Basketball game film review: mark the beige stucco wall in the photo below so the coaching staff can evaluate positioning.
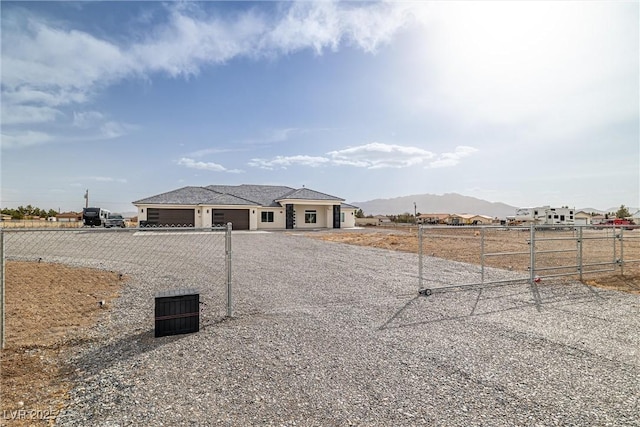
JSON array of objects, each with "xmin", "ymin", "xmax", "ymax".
[
  {"xmin": 341, "ymin": 208, "xmax": 357, "ymax": 228},
  {"xmin": 293, "ymin": 204, "xmax": 327, "ymax": 229},
  {"xmin": 136, "ymin": 202, "xmax": 350, "ymax": 229},
  {"xmin": 257, "ymin": 208, "xmax": 286, "ymax": 230}
]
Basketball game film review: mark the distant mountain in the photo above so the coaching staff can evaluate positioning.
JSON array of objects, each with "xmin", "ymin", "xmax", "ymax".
[
  {"xmin": 578, "ymin": 207, "xmax": 640, "ymax": 215},
  {"xmin": 350, "ymin": 193, "xmax": 518, "ymax": 218}
]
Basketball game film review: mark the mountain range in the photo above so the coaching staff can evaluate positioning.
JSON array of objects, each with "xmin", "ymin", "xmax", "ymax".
[{"xmin": 350, "ymin": 193, "xmax": 639, "ymax": 218}]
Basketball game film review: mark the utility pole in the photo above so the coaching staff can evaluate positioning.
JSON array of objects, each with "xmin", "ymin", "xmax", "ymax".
[
  {"xmin": 414, "ymin": 202, "xmax": 417, "ymax": 224},
  {"xmin": 84, "ymin": 189, "xmax": 89, "ymax": 209}
]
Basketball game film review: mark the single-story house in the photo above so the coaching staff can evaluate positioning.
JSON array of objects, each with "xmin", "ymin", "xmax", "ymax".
[
  {"xmin": 133, "ymin": 184, "xmax": 358, "ymax": 230},
  {"xmin": 56, "ymin": 212, "xmax": 82, "ymax": 222},
  {"xmin": 574, "ymin": 211, "xmax": 593, "ymax": 225},
  {"xmin": 468, "ymin": 215, "xmax": 493, "ymax": 225},
  {"xmin": 1, "ymin": 214, "xmax": 12, "ymax": 221},
  {"xmin": 417, "ymin": 213, "xmax": 450, "ymax": 224}
]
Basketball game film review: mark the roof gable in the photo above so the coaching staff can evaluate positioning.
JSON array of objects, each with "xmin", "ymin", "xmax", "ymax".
[{"xmin": 277, "ymin": 187, "xmax": 344, "ymax": 202}]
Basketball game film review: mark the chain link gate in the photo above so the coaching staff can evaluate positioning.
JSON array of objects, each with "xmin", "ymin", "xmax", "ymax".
[
  {"xmin": 0, "ymin": 224, "xmax": 233, "ymax": 349},
  {"xmin": 418, "ymin": 224, "xmax": 640, "ymax": 297}
]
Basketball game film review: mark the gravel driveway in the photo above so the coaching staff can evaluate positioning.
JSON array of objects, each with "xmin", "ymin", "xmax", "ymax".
[{"xmin": 45, "ymin": 230, "xmax": 639, "ymax": 426}]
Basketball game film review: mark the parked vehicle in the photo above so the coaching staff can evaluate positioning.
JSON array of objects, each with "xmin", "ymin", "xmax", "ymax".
[
  {"xmin": 82, "ymin": 207, "xmax": 110, "ymax": 227},
  {"xmin": 596, "ymin": 218, "xmax": 636, "ymax": 230},
  {"xmin": 103, "ymin": 213, "xmax": 126, "ymax": 228}
]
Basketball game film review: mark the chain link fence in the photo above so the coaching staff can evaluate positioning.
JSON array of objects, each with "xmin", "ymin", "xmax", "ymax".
[
  {"xmin": 0, "ymin": 225, "xmax": 232, "ymax": 349},
  {"xmin": 418, "ymin": 224, "xmax": 640, "ymax": 296}
]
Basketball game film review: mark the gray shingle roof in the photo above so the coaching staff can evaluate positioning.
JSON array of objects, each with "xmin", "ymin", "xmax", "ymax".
[
  {"xmin": 206, "ymin": 184, "xmax": 295, "ymax": 207},
  {"xmin": 133, "ymin": 186, "xmax": 256, "ymax": 206},
  {"xmin": 341, "ymin": 202, "xmax": 359, "ymax": 209},
  {"xmin": 134, "ymin": 184, "xmax": 345, "ymax": 207},
  {"xmin": 277, "ymin": 187, "xmax": 344, "ymax": 202}
]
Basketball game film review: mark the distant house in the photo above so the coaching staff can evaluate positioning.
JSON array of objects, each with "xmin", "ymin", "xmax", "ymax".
[
  {"xmin": 574, "ymin": 211, "xmax": 593, "ymax": 225},
  {"xmin": 591, "ymin": 214, "xmax": 606, "ymax": 225},
  {"xmin": 417, "ymin": 213, "xmax": 450, "ymax": 224},
  {"xmin": 1, "ymin": 214, "xmax": 11, "ymax": 221},
  {"xmin": 133, "ymin": 184, "xmax": 357, "ymax": 230},
  {"xmin": 56, "ymin": 212, "xmax": 82, "ymax": 222},
  {"xmin": 632, "ymin": 210, "xmax": 640, "ymax": 222},
  {"xmin": 468, "ymin": 215, "xmax": 493, "ymax": 225}
]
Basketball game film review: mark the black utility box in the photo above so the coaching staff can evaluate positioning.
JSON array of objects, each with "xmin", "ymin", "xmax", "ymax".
[{"xmin": 154, "ymin": 289, "xmax": 199, "ymax": 337}]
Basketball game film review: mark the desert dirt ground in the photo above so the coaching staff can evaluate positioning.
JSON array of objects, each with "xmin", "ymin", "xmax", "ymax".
[
  {"xmin": 1, "ymin": 262, "xmax": 124, "ymax": 426},
  {"xmin": 1, "ymin": 228, "xmax": 638, "ymax": 425}
]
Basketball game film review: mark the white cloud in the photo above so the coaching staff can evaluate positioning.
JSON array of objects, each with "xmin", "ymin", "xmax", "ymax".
[
  {"xmin": 248, "ymin": 155, "xmax": 330, "ymax": 170},
  {"xmin": 328, "ymin": 142, "xmax": 434, "ymax": 169},
  {"xmin": 178, "ymin": 157, "xmax": 243, "ymax": 173},
  {"xmin": 429, "ymin": 146, "xmax": 478, "ymax": 168},
  {"xmin": 73, "ymin": 111, "xmax": 104, "ymax": 128},
  {"xmin": 248, "ymin": 143, "xmax": 479, "ymax": 170},
  {"xmin": 1, "ymin": 105, "xmax": 61, "ymax": 125},
  {"xmin": 0, "ymin": 131, "xmax": 52, "ymax": 149},
  {"xmin": 1, "ymin": 2, "xmax": 414, "ymax": 148}
]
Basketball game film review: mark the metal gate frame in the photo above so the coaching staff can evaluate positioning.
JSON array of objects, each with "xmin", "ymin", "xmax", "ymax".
[{"xmin": 418, "ymin": 224, "xmax": 640, "ymax": 297}]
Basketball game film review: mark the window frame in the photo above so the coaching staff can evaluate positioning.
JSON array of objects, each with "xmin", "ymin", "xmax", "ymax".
[
  {"xmin": 261, "ymin": 211, "xmax": 274, "ymax": 223},
  {"xmin": 304, "ymin": 210, "xmax": 317, "ymax": 224}
]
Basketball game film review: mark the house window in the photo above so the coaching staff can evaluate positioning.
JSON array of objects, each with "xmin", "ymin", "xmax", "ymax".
[
  {"xmin": 305, "ymin": 210, "xmax": 317, "ymax": 224},
  {"xmin": 261, "ymin": 211, "xmax": 274, "ymax": 223},
  {"xmin": 340, "ymin": 212, "xmax": 345, "ymax": 222}
]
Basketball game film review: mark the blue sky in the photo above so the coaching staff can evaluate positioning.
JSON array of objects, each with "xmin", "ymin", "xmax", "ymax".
[{"xmin": 1, "ymin": 1, "xmax": 638, "ymax": 214}]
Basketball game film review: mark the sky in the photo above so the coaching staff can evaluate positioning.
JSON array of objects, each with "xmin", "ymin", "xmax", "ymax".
[{"xmin": 1, "ymin": 1, "xmax": 639, "ymax": 214}]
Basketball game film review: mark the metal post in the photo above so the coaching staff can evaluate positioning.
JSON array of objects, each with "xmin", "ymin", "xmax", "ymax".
[
  {"xmin": 225, "ymin": 222, "xmax": 233, "ymax": 317},
  {"xmin": 481, "ymin": 227, "xmax": 485, "ymax": 284},
  {"xmin": 418, "ymin": 225, "xmax": 423, "ymax": 290},
  {"xmin": 577, "ymin": 226, "xmax": 583, "ymax": 281},
  {"xmin": 529, "ymin": 224, "xmax": 535, "ymax": 284},
  {"xmin": 612, "ymin": 226, "xmax": 617, "ymax": 270},
  {"xmin": 620, "ymin": 228, "xmax": 624, "ymax": 276},
  {"xmin": 1, "ymin": 230, "xmax": 5, "ymax": 349}
]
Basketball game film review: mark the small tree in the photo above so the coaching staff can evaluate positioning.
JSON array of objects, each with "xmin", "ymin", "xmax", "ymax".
[
  {"xmin": 355, "ymin": 209, "xmax": 365, "ymax": 218},
  {"xmin": 616, "ymin": 205, "xmax": 631, "ymax": 219}
]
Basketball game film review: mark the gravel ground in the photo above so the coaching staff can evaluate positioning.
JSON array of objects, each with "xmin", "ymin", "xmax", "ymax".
[{"xmin": 7, "ymin": 229, "xmax": 640, "ymax": 426}]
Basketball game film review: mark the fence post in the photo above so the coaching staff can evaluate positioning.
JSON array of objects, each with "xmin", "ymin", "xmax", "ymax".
[
  {"xmin": 577, "ymin": 226, "xmax": 583, "ymax": 281},
  {"xmin": 529, "ymin": 224, "xmax": 535, "ymax": 284},
  {"xmin": 620, "ymin": 228, "xmax": 624, "ymax": 276},
  {"xmin": 481, "ymin": 227, "xmax": 485, "ymax": 284},
  {"xmin": 1, "ymin": 229, "xmax": 5, "ymax": 349},
  {"xmin": 225, "ymin": 222, "xmax": 233, "ymax": 317},
  {"xmin": 418, "ymin": 225, "xmax": 423, "ymax": 291}
]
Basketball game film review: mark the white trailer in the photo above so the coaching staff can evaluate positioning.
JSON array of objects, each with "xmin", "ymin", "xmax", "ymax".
[{"xmin": 515, "ymin": 206, "xmax": 575, "ymax": 226}]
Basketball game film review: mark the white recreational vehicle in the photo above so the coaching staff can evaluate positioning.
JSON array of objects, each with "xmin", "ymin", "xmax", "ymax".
[{"xmin": 514, "ymin": 206, "xmax": 575, "ymax": 226}]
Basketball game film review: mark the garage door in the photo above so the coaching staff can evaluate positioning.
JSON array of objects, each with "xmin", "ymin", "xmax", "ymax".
[
  {"xmin": 212, "ymin": 209, "xmax": 249, "ymax": 230},
  {"xmin": 147, "ymin": 208, "xmax": 195, "ymax": 227}
]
